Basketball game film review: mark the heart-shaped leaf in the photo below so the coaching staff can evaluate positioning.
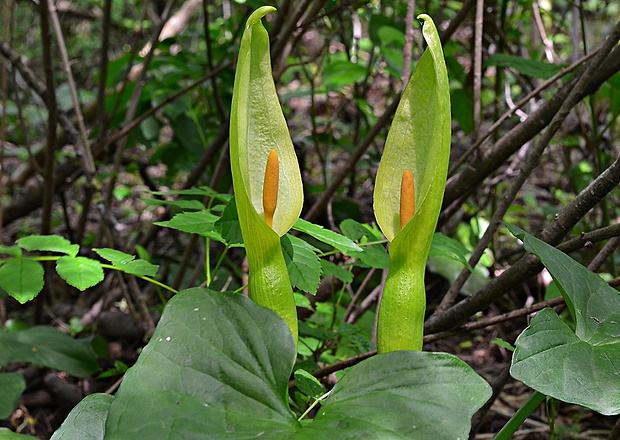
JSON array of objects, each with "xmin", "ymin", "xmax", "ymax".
[
  {"xmin": 0, "ymin": 326, "xmax": 100, "ymax": 377},
  {"xmin": 50, "ymin": 393, "xmax": 113, "ymax": 440},
  {"xmin": 0, "ymin": 372, "xmax": 26, "ymax": 419},
  {"xmin": 508, "ymin": 225, "xmax": 620, "ymax": 415},
  {"xmin": 57, "ymin": 288, "xmax": 490, "ymax": 438}
]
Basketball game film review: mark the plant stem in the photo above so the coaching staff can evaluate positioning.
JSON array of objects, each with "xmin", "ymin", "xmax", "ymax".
[{"xmin": 494, "ymin": 391, "xmax": 546, "ymax": 440}]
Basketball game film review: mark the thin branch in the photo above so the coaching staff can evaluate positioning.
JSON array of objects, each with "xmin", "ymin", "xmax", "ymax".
[
  {"xmin": 401, "ymin": 0, "xmax": 415, "ymax": 89},
  {"xmin": 48, "ymin": 0, "xmax": 96, "ymax": 178},
  {"xmin": 473, "ymin": 0, "xmax": 484, "ymax": 136},
  {"xmin": 304, "ymin": 95, "xmax": 401, "ymax": 222},
  {"xmin": 427, "ymin": 154, "xmax": 620, "ymax": 333},
  {"xmin": 448, "ymin": 49, "xmax": 598, "ymax": 177}
]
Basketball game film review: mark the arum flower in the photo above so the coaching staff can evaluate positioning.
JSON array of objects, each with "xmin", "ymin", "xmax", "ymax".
[
  {"xmin": 374, "ymin": 14, "xmax": 451, "ymax": 353},
  {"xmin": 230, "ymin": 6, "xmax": 303, "ymax": 342}
]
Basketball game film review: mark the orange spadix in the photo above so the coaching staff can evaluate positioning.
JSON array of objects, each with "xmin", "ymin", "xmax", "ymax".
[
  {"xmin": 263, "ymin": 149, "xmax": 279, "ymax": 228},
  {"xmin": 400, "ymin": 169, "xmax": 415, "ymax": 229}
]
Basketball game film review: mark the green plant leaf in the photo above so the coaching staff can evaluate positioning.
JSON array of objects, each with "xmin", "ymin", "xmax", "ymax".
[
  {"xmin": 294, "ymin": 369, "xmax": 325, "ymax": 399},
  {"xmin": 93, "ymin": 248, "xmax": 158, "ymax": 277},
  {"xmin": 141, "ymin": 198, "xmax": 205, "ymax": 210},
  {"xmin": 103, "ymin": 288, "xmax": 299, "ymax": 439},
  {"xmin": 214, "ymin": 199, "xmax": 244, "ymax": 246},
  {"xmin": 429, "ymin": 233, "xmax": 473, "ymax": 271},
  {"xmin": 16, "ymin": 235, "xmax": 79, "ymax": 258},
  {"xmin": 0, "ymin": 246, "xmax": 22, "ymax": 257},
  {"xmin": 154, "ymin": 211, "xmax": 225, "ymax": 242},
  {"xmin": 0, "ymin": 326, "xmax": 100, "ymax": 377},
  {"xmin": 0, "ymin": 428, "xmax": 39, "ymax": 439},
  {"xmin": 56, "ymin": 256, "xmax": 104, "ymax": 291},
  {"xmin": 322, "ymin": 61, "xmax": 367, "ymax": 91},
  {"xmin": 93, "ymin": 248, "xmax": 135, "ymax": 265},
  {"xmin": 508, "ymin": 225, "xmax": 620, "ymax": 415},
  {"xmin": 50, "ymin": 393, "xmax": 113, "ymax": 440},
  {"xmin": 149, "ymin": 187, "xmax": 232, "ymax": 203},
  {"xmin": 320, "ymin": 260, "xmax": 353, "ymax": 284},
  {"xmin": 115, "ymin": 259, "xmax": 159, "ymax": 277},
  {"xmin": 0, "ymin": 373, "xmax": 26, "ymax": 419},
  {"xmin": 65, "ymin": 288, "xmax": 490, "ymax": 438},
  {"xmin": 485, "ymin": 54, "xmax": 562, "ymax": 79},
  {"xmin": 300, "ymin": 351, "xmax": 491, "ymax": 439},
  {"xmin": 0, "ymin": 258, "xmax": 44, "ymax": 304},
  {"xmin": 374, "ymin": 14, "xmax": 451, "ymax": 352},
  {"xmin": 281, "ymin": 235, "xmax": 321, "ymax": 294},
  {"xmin": 293, "ymin": 219, "xmax": 363, "ymax": 254}
]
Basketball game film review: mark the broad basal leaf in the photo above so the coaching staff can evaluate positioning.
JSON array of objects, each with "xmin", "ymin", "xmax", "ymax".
[
  {"xmin": 296, "ymin": 351, "xmax": 491, "ymax": 440},
  {"xmin": 71, "ymin": 288, "xmax": 491, "ymax": 439},
  {"xmin": 50, "ymin": 393, "xmax": 113, "ymax": 440},
  {"xmin": 103, "ymin": 288, "xmax": 299, "ymax": 439},
  {"xmin": 0, "ymin": 326, "xmax": 100, "ymax": 377},
  {"xmin": 509, "ymin": 225, "xmax": 620, "ymax": 415},
  {"xmin": 0, "ymin": 372, "xmax": 26, "ymax": 419}
]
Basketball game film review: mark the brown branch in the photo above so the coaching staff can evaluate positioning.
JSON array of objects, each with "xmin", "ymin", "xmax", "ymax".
[
  {"xmin": 445, "ymin": 33, "xmax": 620, "ymax": 207},
  {"xmin": 304, "ymin": 95, "xmax": 401, "ymax": 222},
  {"xmin": 427, "ymin": 154, "xmax": 620, "ymax": 334}
]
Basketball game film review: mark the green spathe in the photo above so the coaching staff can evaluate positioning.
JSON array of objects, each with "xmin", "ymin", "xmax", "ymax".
[
  {"xmin": 230, "ymin": 7, "xmax": 301, "ymax": 342},
  {"xmin": 375, "ymin": 15, "xmax": 451, "ymax": 352}
]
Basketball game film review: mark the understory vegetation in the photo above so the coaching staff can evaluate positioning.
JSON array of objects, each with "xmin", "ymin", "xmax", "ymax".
[{"xmin": 1, "ymin": 0, "xmax": 619, "ymax": 438}]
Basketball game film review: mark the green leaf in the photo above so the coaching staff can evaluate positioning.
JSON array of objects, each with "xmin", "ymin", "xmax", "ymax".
[
  {"xmin": 0, "ymin": 246, "xmax": 22, "ymax": 257},
  {"xmin": 0, "ymin": 373, "xmax": 26, "ymax": 419},
  {"xmin": 17, "ymin": 235, "xmax": 79, "ymax": 257},
  {"xmin": 485, "ymin": 54, "xmax": 562, "ymax": 79},
  {"xmin": 282, "ymin": 235, "xmax": 321, "ymax": 294},
  {"xmin": 339, "ymin": 219, "xmax": 389, "ymax": 269},
  {"xmin": 67, "ymin": 288, "xmax": 490, "ymax": 438},
  {"xmin": 294, "ymin": 369, "xmax": 325, "ymax": 399},
  {"xmin": 348, "ymin": 244, "xmax": 390, "ymax": 269},
  {"xmin": 93, "ymin": 248, "xmax": 135, "ymax": 265},
  {"xmin": 322, "ymin": 61, "xmax": 367, "ymax": 91},
  {"xmin": 0, "ymin": 428, "xmax": 39, "ymax": 439},
  {"xmin": 508, "ymin": 225, "xmax": 620, "ymax": 415},
  {"xmin": 103, "ymin": 288, "xmax": 299, "ymax": 439},
  {"xmin": 0, "ymin": 326, "xmax": 100, "ymax": 377},
  {"xmin": 50, "ymin": 393, "xmax": 113, "ymax": 440},
  {"xmin": 154, "ymin": 211, "xmax": 225, "ymax": 242},
  {"xmin": 149, "ymin": 186, "xmax": 232, "ymax": 203},
  {"xmin": 115, "ymin": 259, "xmax": 159, "ymax": 277},
  {"xmin": 56, "ymin": 256, "xmax": 104, "ymax": 291},
  {"xmin": 340, "ymin": 219, "xmax": 381, "ymax": 241},
  {"xmin": 141, "ymin": 198, "xmax": 205, "ymax": 210},
  {"xmin": 429, "ymin": 233, "xmax": 473, "ymax": 271},
  {"xmin": 320, "ymin": 260, "xmax": 353, "ymax": 284},
  {"xmin": 374, "ymin": 14, "xmax": 451, "ymax": 353},
  {"xmin": 293, "ymin": 219, "xmax": 363, "ymax": 254},
  {"xmin": 301, "ymin": 351, "xmax": 491, "ymax": 439},
  {"xmin": 214, "ymin": 199, "xmax": 244, "ymax": 246},
  {"xmin": 0, "ymin": 258, "xmax": 44, "ymax": 304}
]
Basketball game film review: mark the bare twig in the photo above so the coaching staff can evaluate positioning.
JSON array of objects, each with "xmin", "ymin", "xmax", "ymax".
[
  {"xmin": 473, "ymin": 0, "xmax": 484, "ymax": 136},
  {"xmin": 448, "ymin": 49, "xmax": 598, "ymax": 176},
  {"xmin": 401, "ymin": 0, "xmax": 416, "ymax": 89}
]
